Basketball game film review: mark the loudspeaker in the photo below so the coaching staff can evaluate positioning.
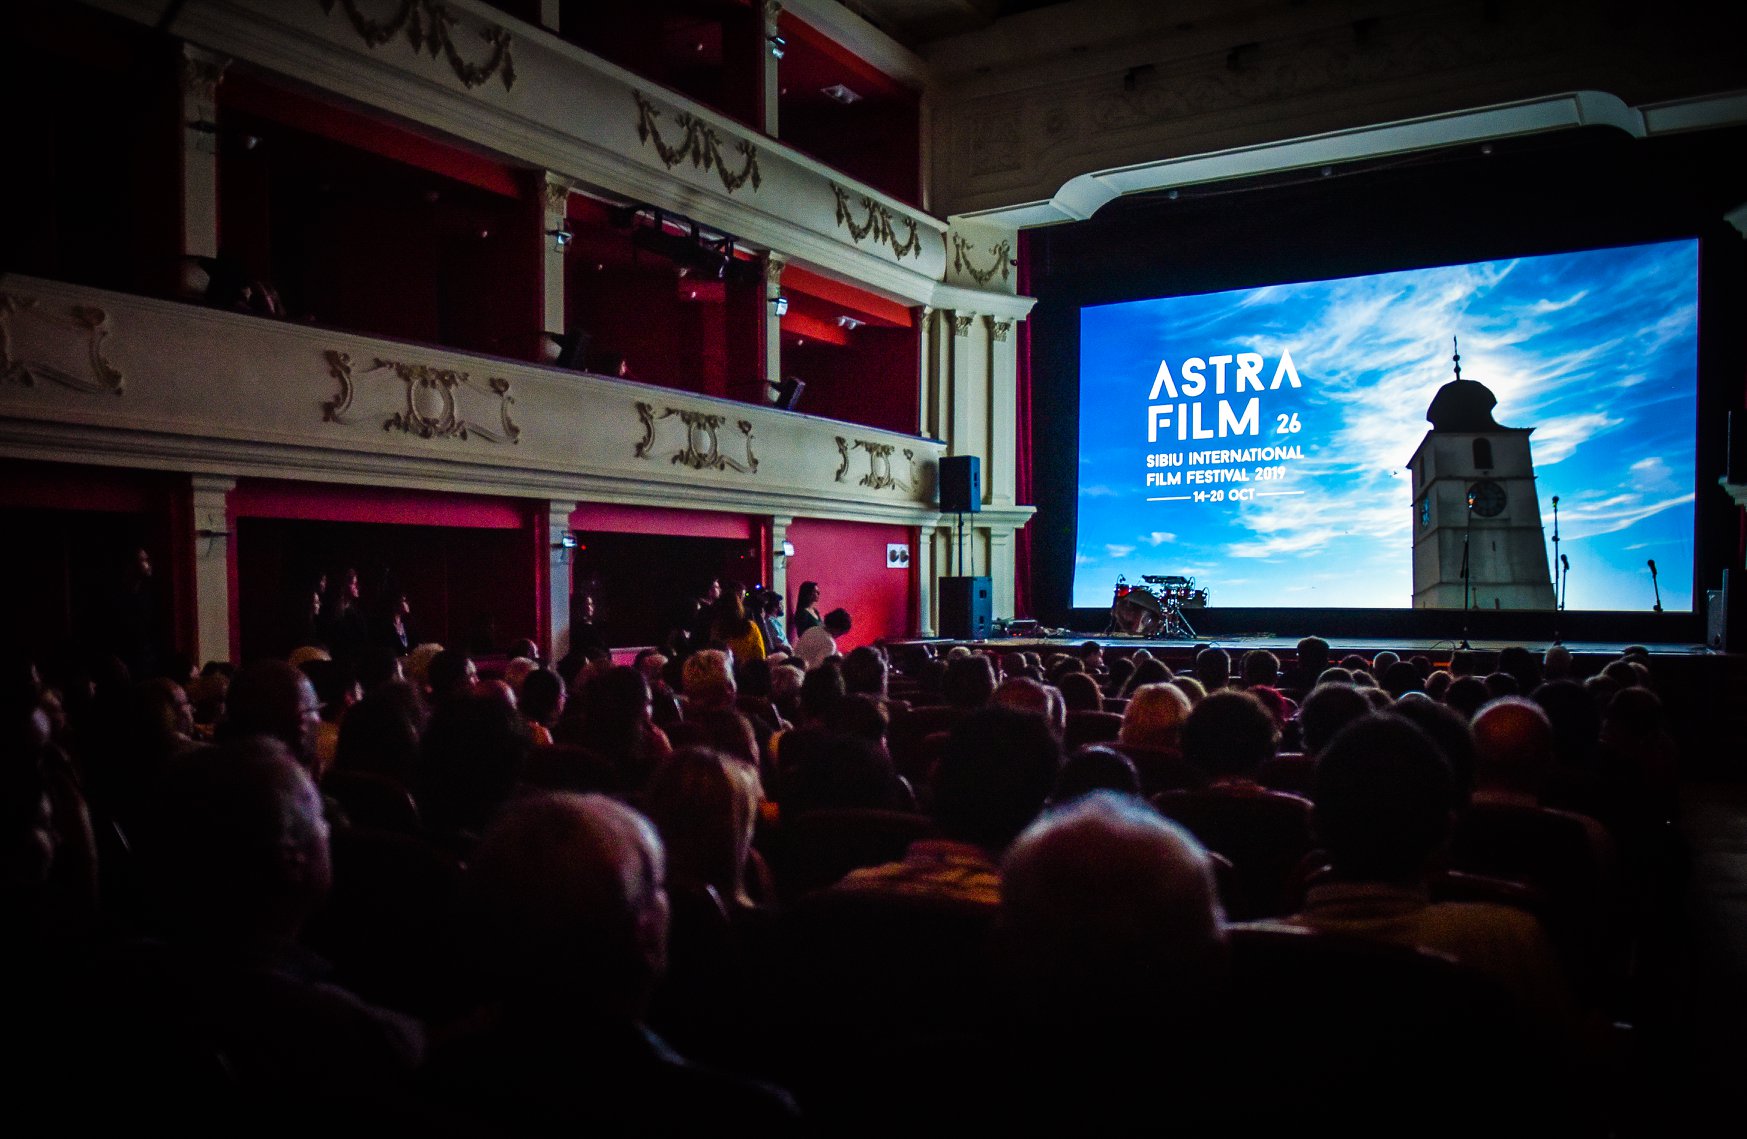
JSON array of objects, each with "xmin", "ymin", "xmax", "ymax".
[
  {"xmin": 939, "ymin": 455, "xmax": 981, "ymax": 514},
  {"xmin": 1729, "ymin": 410, "xmax": 1747, "ymax": 484},
  {"xmin": 939, "ymin": 575, "xmax": 992, "ymax": 641}
]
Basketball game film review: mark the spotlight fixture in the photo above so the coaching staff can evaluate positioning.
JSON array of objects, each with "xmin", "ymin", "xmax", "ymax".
[
  {"xmin": 771, "ymin": 294, "xmax": 790, "ymax": 316},
  {"xmin": 768, "ymin": 33, "xmax": 786, "ymax": 58},
  {"xmin": 781, "ymin": 540, "xmax": 796, "ymax": 557},
  {"xmin": 547, "ymin": 222, "xmax": 573, "ymax": 250},
  {"xmin": 820, "ymin": 83, "xmax": 862, "ymax": 105},
  {"xmin": 836, "ymin": 315, "xmax": 863, "ymax": 331}
]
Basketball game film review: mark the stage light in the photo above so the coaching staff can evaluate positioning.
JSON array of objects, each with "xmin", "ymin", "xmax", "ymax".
[
  {"xmin": 781, "ymin": 540, "xmax": 796, "ymax": 557},
  {"xmin": 768, "ymin": 34, "xmax": 786, "ymax": 58},
  {"xmin": 547, "ymin": 223, "xmax": 573, "ymax": 251},
  {"xmin": 772, "ymin": 294, "xmax": 790, "ymax": 316},
  {"xmin": 836, "ymin": 315, "xmax": 864, "ymax": 331},
  {"xmin": 821, "ymin": 83, "xmax": 862, "ymax": 105}
]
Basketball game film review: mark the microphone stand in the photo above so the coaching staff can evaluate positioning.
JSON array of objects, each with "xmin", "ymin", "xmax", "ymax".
[
  {"xmin": 1650, "ymin": 560, "xmax": 1663, "ymax": 613},
  {"xmin": 1550, "ymin": 495, "xmax": 1561, "ymax": 644},
  {"xmin": 1559, "ymin": 554, "xmax": 1569, "ymax": 613}
]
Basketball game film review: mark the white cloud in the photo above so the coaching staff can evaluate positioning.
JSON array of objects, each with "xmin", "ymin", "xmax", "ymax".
[
  {"xmin": 1081, "ymin": 484, "xmax": 1117, "ymax": 498},
  {"xmin": 1144, "ymin": 531, "xmax": 1176, "ymax": 545},
  {"xmin": 1529, "ymin": 412, "xmax": 1620, "ymax": 466},
  {"xmin": 1561, "ymin": 491, "xmax": 1694, "ymax": 540},
  {"xmin": 1105, "ymin": 544, "xmax": 1135, "ymax": 558}
]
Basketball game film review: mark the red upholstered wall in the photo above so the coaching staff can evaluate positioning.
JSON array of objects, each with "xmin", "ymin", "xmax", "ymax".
[
  {"xmin": 784, "ymin": 517, "xmax": 916, "ymax": 649},
  {"xmin": 569, "ymin": 502, "xmax": 752, "ymax": 539}
]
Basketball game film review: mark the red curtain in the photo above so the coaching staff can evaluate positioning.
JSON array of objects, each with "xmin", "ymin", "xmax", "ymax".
[{"xmin": 1013, "ymin": 232, "xmax": 1036, "ymax": 618}]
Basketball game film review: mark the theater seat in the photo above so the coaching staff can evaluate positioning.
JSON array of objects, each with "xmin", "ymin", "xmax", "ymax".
[
  {"xmin": 1222, "ymin": 923, "xmax": 1562, "ymax": 1129},
  {"xmin": 888, "ymin": 705, "xmax": 957, "ymax": 784},
  {"xmin": 1063, "ymin": 709, "xmax": 1124, "ymax": 751},
  {"xmin": 1155, "ymin": 787, "xmax": 1314, "ymax": 919},
  {"xmin": 321, "ymin": 769, "xmax": 422, "ymax": 835},
  {"xmin": 767, "ymin": 807, "xmax": 935, "ymax": 902},
  {"xmin": 1256, "ymin": 751, "xmax": 1317, "ymax": 797},
  {"xmin": 1111, "ymin": 743, "xmax": 1208, "ymax": 796}
]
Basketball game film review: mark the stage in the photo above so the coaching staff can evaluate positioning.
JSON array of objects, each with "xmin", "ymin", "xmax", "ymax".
[{"xmin": 892, "ymin": 632, "xmax": 1722, "ymax": 664}]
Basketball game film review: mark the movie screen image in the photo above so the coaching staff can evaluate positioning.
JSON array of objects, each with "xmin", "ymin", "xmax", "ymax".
[{"xmin": 1073, "ymin": 239, "xmax": 1699, "ymax": 613}]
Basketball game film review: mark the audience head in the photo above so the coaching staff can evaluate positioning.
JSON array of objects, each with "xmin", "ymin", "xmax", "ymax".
[
  {"xmin": 824, "ymin": 692, "xmax": 890, "ymax": 746},
  {"xmin": 943, "ymin": 654, "xmax": 998, "ymax": 710},
  {"xmin": 1386, "ymin": 694, "xmax": 1477, "ymax": 798},
  {"xmin": 427, "ymin": 649, "xmax": 479, "ymax": 704},
  {"xmin": 1443, "ymin": 674, "xmax": 1491, "ymax": 719},
  {"xmin": 931, "ymin": 705, "xmax": 1061, "ymax": 853},
  {"xmin": 1381, "ymin": 660, "xmax": 1423, "ymax": 699},
  {"xmin": 1240, "ymin": 649, "xmax": 1280, "ymax": 688},
  {"xmin": 334, "ymin": 679, "xmax": 425, "ymax": 784},
  {"xmin": 1295, "ymin": 637, "xmax": 1331, "ymax": 677},
  {"xmin": 1050, "ymin": 745, "xmax": 1142, "ymax": 804},
  {"xmin": 1313, "ymin": 714, "xmax": 1456, "ymax": 884},
  {"xmin": 799, "ymin": 660, "xmax": 846, "ymax": 724},
  {"xmin": 1297, "ymin": 681, "xmax": 1370, "ymax": 757},
  {"xmin": 992, "ymin": 677, "xmax": 1066, "ymax": 740},
  {"xmin": 1119, "ymin": 657, "xmax": 1173, "ymax": 698},
  {"xmin": 419, "ymin": 693, "xmax": 533, "ymax": 837},
  {"xmin": 1542, "ymin": 644, "xmax": 1574, "ymax": 681},
  {"xmin": 841, "ymin": 645, "xmax": 888, "ymax": 697},
  {"xmin": 220, "ymin": 660, "xmax": 322, "ymax": 767},
  {"xmin": 643, "ymin": 747, "xmax": 763, "ymax": 909},
  {"xmin": 144, "ymin": 737, "xmax": 331, "ymax": 944},
  {"xmin": 1119, "ymin": 683, "xmax": 1192, "ymax": 750},
  {"xmin": 796, "ymin": 581, "xmax": 820, "ymax": 610},
  {"xmin": 822, "ymin": 608, "xmax": 853, "ymax": 638},
  {"xmin": 1371, "ymin": 650, "xmax": 1401, "ymax": 676},
  {"xmin": 520, "ymin": 668, "xmax": 566, "ymax": 728},
  {"xmin": 999, "ymin": 791, "xmax": 1227, "ymax": 1017},
  {"xmin": 776, "ymin": 729, "xmax": 908, "ymax": 816},
  {"xmin": 463, "ymin": 792, "xmax": 668, "ymax": 1019},
  {"xmin": 681, "ymin": 649, "xmax": 736, "ymax": 712},
  {"xmin": 1180, "ymin": 689, "xmax": 1279, "ymax": 778},
  {"xmin": 1056, "ymin": 671, "xmax": 1103, "ymax": 713},
  {"xmin": 1170, "ymin": 675, "xmax": 1207, "ymax": 706},
  {"xmin": 1192, "ymin": 647, "xmax": 1231, "ymax": 690},
  {"xmin": 1470, "ymin": 696, "xmax": 1556, "ymax": 795}
]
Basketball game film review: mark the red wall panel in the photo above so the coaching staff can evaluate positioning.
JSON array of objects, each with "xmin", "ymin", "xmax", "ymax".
[{"xmin": 784, "ymin": 517, "xmax": 916, "ymax": 649}]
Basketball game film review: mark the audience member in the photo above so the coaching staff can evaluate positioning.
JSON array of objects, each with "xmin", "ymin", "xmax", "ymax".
[
  {"xmin": 1119, "ymin": 682, "xmax": 1191, "ymax": 751},
  {"xmin": 835, "ymin": 706, "xmax": 1061, "ymax": 906},
  {"xmin": 428, "ymin": 793, "xmax": 797, "ymax": 1132},
  {"xmin": 219, "ymin": 660, "xmax": 323, "ymax": 770},
  {"xmin": 794, "ymin": 608, "xmax": 852, "ymax": 670}
]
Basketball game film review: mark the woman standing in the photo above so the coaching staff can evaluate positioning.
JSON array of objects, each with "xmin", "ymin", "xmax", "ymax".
[{"xmin": 791, "ymin": 581, "xmax": 823, "ymax": 637}]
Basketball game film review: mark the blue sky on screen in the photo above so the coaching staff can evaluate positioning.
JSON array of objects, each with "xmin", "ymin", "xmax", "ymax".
[{"xmin": 1073, "ymin": 239, "xmax": 1698, "ymax": 611}]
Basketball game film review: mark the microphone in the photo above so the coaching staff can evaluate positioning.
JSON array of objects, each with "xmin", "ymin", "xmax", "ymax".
[
  {"xmin": 1552, "ymin": 495, "xmax": 1559, "ymax": 505},
  {"xmin": 1561, "ymin": 554, "xmax": 1569, "ymax": 570},
  {"xmin": 1648, "ymin": 558, "xmax": 1658, "ymax": 576}
]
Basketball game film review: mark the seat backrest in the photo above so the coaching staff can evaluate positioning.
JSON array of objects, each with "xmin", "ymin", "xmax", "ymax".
[
  {"xmin": 1255, "ymin": 751, "xmax": 1317, "ymax": 797},
  {"xmin": 321, "ymin": 769, "xmax": 422, "ymax": 835},
  {"xmin": 887, "ymin": 705, "xmax": 958, "ymax": 783},
  {"xmin": 1222, "ymin": 923, "xmax": 1546, "ymax": 1124},
  {"xmin": 1155, "ymin": 788, "xmax": 1315, "ymax": 919},
  {"xmin": 768, "ymin": 807, "xmax": 935, "ymax": 902},
  {"xmin": 1112, "ymin": 743, "xmax": 1208, "ymax": 796},
  {"xmin": 1063, "ymin": 709, "xmax": 1124, "ymax": 751}
]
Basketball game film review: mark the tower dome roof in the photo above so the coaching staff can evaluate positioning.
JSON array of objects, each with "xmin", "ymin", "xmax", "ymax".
[{"xmin": 1426, "ymin": 378, "xmax": 1501, "ymax": 431}]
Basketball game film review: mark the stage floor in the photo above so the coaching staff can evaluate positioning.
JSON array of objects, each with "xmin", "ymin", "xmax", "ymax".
[{"xmin": 896, "ymin": 634, "xmax": 1719, "ymax": 660}]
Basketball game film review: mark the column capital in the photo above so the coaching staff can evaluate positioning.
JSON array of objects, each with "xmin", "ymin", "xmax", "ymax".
[
  {"xmin": 179, "ymin": 44, "xmax": 230, "ymax": 105},
  {"xmin": 542, "ymin": 176, "xmax": 573, "ymax": 217}
]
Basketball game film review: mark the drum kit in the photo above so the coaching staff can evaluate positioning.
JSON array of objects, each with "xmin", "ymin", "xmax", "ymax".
[{"xmin": 1110, "ymin": 574, "xmax": 1202, "ymax": 638}]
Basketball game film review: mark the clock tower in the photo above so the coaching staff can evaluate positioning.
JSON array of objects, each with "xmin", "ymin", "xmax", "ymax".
[{"xmin": 1406, "ymin": 342, "xmax": 1555, "ymax": 610}]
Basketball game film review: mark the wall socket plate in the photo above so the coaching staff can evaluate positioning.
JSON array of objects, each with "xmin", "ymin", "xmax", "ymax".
[{"xmin": 886, "ymin": 543, "xmax": 911, "ymax": 568}]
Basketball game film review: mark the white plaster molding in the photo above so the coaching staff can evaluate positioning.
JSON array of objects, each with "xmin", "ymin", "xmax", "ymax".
[
  {"xmin": 0, "ymin": 275, "xmax": 949, "ymax": 529},
  {"xmin": 98, "ymin": 0, "xmax": 963, "ymax": 307},
  {"xmin": 952, "ymin": 91, "xmax": 1649, "ymax": 229}
]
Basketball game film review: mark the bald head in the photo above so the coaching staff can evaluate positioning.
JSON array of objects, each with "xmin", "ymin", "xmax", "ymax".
[
  {"xmin": 1000, "ymin": 792, "xmax": 1226, "ymax": 1016},
  {"xmin": 1471, "ymin": 696, "xmax": 1556, "ymax": 794},
  {"xmin": 464, "ymin": 793, "xmax": 668, "ymax": 1016},
  {"xmin": 1119, "ymin": 682, "xmax": 1191, "ymax": 749}
]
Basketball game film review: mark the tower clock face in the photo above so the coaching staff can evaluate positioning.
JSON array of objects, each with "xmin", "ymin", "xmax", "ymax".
[{"xmin": 1466, "ymin": 479, "xmax": 1507, "ymax": 518}]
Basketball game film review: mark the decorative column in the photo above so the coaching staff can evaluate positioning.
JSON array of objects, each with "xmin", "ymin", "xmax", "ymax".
[
  {"xmin": 178, "ymin": 45, "xmax": 228, "ymax": 290},
  {"xmin": 916, "ymin": 521, "xmax": 937, "ymax": 636},
  {"xmin": 541, "ymin": 176, "xmax": 571, "ymax": 350},
  {"xmin": 987, "ymin": 316, "xmax": 1018, "ymax": 508},
  {"xmin": 764, "ymin": 253, "xmax": 786, "ymax": 401},
  {"xmin": 761, "ymin": 1, "xmax": 783, "ymax": 137},
  {"xmin": 544, "ymin": 501, "xmax": 576, "ymax": 664},
  {"xmin": 189, "ymin": 474, "xmax": 236, "ymax": 666},
  {"xmin": 769, "ymin": 513, "xmax": 792, "ymax": 635},
  {"xmin": 947, "ymin": 311, "xmax": 984, "ymax": 480},
  {"xmin": 987, "ymin": 525, "xmax": 1015, "ymax": 623}
]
